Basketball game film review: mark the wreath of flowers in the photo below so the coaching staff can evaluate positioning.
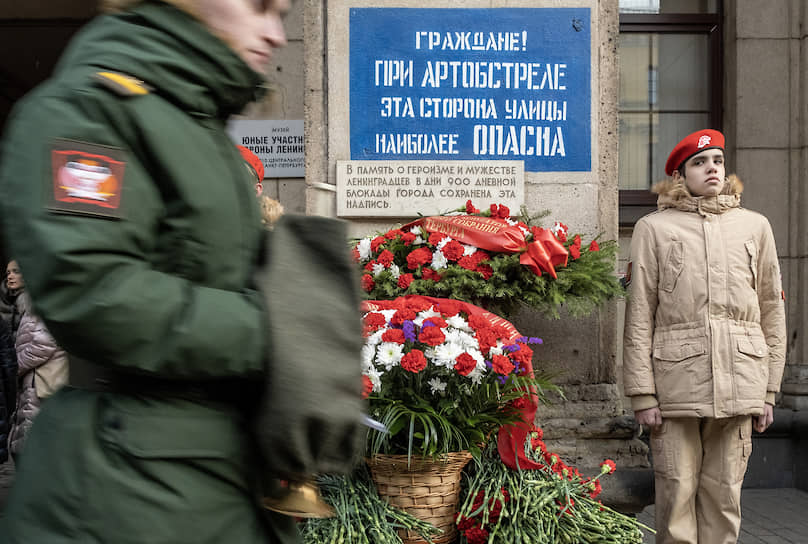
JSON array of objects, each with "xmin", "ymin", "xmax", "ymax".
[
  {"xmin": 361, "ymin": 295, "xmax": 553, "ymax": 459},
  {"xmin": 353, "ymin": 201, "xmax": 623, "ymax": 318}
]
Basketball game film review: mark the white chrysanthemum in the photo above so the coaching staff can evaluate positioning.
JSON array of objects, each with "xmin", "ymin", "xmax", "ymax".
[
  {"xmin": 364, "ymin": 366, "xmax": 383, "ymax": 393},
  {"xmin": 446, "ymin": 315, "xmax": 472, "ymax": 332},
  {"xmin": 430, "ymin": 250, "xmax": 448, "ymax": 270},
  {"xmin": 361, "ymin": 344, "xmax": 376, "ymax": 370},
  {"xmin": 389, "ymin": 264, "xmax": 401, "ymax": 280},
  {"xmin": 436, "ymin": 237, "xmax": 450, "ymax": 250},
  {"xmin": 462, "ymin": 244, "xmax": 478, "ymax": 257},
  {"xmin": 430, "ymin": 341, "xmax": 466, "ymax": 369},
  {"xmin": 444, "ymin": 328, "xmax": 476, "ymax": 350},
  {"xmin": 428, "ymin": 378, "xmax": 447, "ymax": 395},
  {"xmin": 372, "ymin": 263, "xmax": 386, "ymax": 276},
  {"xmin": 505, "ymin": 218, "xmax": 518, "ymax": 226},
  {"xmin": 488, "ymin": 345, "xmax": 504, "ymax": 357},
  {"xmin": 357, "ymin": 238, "xmax": 373, "ymax": 261},
  {"xmin": 365, "ymin": 329, "xmax": 384, "ymax": 347},
  {"xmin": 376, "ymin": 342, "xmax": 404, "ymax": 371},
  {"xmin": 519, "ymin": 225, "xmax": 530, "ymax": 238},
  {"xmin": 413, "ymin": 307, "xmax": 440, "ymax": 326}
]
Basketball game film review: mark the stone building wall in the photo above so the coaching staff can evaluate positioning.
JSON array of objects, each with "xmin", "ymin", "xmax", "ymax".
[{"xmin": 304, "ymin": 0, "xmax": 654, "ymax": 511}]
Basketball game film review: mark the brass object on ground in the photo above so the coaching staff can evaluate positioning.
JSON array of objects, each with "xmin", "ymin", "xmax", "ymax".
[{"xmin": 262, "ymin": 480, "xmax": 335, "ymax": 519}]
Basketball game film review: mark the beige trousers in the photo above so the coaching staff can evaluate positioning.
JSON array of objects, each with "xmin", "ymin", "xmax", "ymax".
[{"xmin": 650, "ymin": 416, "xmax": 753, "ymax": 544}]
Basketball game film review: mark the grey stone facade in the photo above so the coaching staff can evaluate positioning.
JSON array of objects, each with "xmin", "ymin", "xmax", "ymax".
[{"xmin": 1, "ymin": 0, "xmax": 806, "ymax": 512}]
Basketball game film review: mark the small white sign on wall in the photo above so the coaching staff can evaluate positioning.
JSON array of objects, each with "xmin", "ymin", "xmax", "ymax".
[
  {"xmin": 227, "ymin": 120, "xmax": 305, "ymax": 178},
  {"xmin": 336, "ymin": 160, "xmax": 524, "ymax": 217}
]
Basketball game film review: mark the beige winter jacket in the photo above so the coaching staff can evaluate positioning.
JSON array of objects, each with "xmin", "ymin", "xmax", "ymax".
[{"xmin": 623, "ymin": 176, "xmax": 786, "ymax": 418}]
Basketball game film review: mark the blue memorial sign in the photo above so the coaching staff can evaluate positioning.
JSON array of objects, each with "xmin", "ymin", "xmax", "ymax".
[{"xmin": 349, "ymin": 8, "xmax": 591, "ymax": 172}]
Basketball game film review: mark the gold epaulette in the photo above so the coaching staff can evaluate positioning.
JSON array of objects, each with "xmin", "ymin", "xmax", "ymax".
[{"xmin": 94, "ymin": 71, "xmax": 153, "ymax": 97}]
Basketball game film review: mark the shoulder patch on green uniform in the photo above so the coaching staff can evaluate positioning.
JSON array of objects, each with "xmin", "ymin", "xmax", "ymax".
[
  {"xmin": 94, "ymin": 71, "xmax": 152, "ymax": 97},
  {"xmin": 47, "ymin": 138, "xmax": 127, "ymax": 219}
]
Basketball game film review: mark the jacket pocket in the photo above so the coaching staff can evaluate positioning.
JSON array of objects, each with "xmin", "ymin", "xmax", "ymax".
[
  {"xmin": 91, "ymin": 400, "xmax": 263, "ymax": 543},
  {"xmin": 660, "ymin": 241, "xmax": 684, "ymax": 293},
  {"xmin": 733, "ymin": 334, "xmax": 769, "ymax": 401},
  {"xmin": 98, "ymin": 401, "xmax": 245, "ymax": 459},
  {"xmin": 744, "ymin": 240, "xmax": 758, "ymax": 290},
  {"xmin": 653, "ymin": 336, "xmax": 711, "ymax": 408}
]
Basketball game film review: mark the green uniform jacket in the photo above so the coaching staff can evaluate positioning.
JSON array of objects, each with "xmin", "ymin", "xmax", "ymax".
[{"xmin": 0, "ymin": 2, "xmax": 300, "ymax": 542}]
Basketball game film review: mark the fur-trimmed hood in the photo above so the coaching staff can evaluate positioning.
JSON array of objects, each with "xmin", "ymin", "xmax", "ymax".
[{"xmin": 651, "ymin": 174, "xmax": 744, "ymax": 215}]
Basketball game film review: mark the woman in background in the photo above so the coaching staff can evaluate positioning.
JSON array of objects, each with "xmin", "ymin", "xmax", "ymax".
[{"xmin": 9, "ymin": 286, "xmax": 69, "ymax": 461}]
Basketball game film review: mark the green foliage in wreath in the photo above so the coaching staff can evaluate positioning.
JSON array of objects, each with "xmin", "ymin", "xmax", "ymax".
[{"xmin": 352, "ymin": 204, "xmax": 623, "ymax": 319}]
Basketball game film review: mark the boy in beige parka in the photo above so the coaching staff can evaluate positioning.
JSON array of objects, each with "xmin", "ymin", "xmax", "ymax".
[{"xmin": 623, "ymin": 129, "xmax": 787, "ymax": 544}]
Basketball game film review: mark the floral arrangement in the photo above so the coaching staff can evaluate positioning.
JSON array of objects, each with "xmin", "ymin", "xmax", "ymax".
[
  {"xmin": 454, "ymin": 435, "xmax": 651, "ymax": 543},
  {"xmin": 353, "ymin": 201, "xmax": 623, "ymax": 318},
  {"xmin": 361, "ymin": 295, "xmax": 555, "ymax": 459}
]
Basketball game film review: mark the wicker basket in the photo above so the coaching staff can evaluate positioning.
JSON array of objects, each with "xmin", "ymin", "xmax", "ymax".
[{"xmin": 367, "ymin": 451, "xmax": 473, "ymax": 544}]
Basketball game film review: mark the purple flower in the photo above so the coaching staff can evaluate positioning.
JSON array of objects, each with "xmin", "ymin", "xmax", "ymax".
[
  {"xmin": 517, "ymin": 336, "xmax": 543, "ymax": 344},
  {"xmin": 485, "ymin": 359, "xmax": 493, "ymax": 369},
  {"xmin": 497, "ymin": 375, "xmax": 508, "ymax": 384},
  {"xmin": 402, "ymin": 320, "xmax": 417, "ymax": 342},
  {"xmin": 422, "ymin": 320, "xmax": 436, "ymax": 328},
  {"xmin": 503, "ymin": 344, "xmax": 519, "ymax": 353}
]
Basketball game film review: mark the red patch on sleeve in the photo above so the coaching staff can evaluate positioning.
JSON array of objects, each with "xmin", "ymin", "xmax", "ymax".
[{"xmin": 48, "ymin": 139, "xmax": 126, "ymax": 219}]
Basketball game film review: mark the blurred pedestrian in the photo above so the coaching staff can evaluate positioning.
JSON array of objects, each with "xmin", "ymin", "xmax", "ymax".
[
  {"xmin": 0, "ymin": 1, "xmax": 364, "ymax": 542},
  {"xmin": 9, "ymin": 288, "xmax": 69, "ymax": 462},
  {"xmin": 623, "ymin": 129, "xmax": 787, "ymax": 544},
  {"xmin": 0, "ymin": 316, "xmax": 16, "ymax": 465},
  {"xmin": 1, "ymin": 260, "xmax": 24, "ymax": 336},
  {"xmin": 237, "ymin": 144, "xmax": 284, "ymax": 227}
]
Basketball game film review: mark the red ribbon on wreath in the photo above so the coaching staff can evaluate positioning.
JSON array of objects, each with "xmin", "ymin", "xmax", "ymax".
[{"xmin": 403, "ymin": 215, "xmax": 569, "ymax": 278}]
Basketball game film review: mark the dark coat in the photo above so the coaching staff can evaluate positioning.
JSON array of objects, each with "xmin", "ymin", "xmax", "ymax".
[
  {"xmin": 0, "ymin": 284, "xmax": 21, "ymax": 337},
  {"xmin": 0, "ymin": 317, "xmax": 16, "ymax": 463}
]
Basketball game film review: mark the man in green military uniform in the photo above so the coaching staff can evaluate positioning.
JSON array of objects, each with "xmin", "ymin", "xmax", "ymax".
[{"xmin": 0, "ymin": 1, "xmax": 364, "ymax": 542}]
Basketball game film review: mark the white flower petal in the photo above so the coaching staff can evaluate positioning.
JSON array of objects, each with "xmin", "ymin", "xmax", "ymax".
[
  {"xmin": 357, "ymin": 238, "xmax": 373, "ymax": 261},
  {"xmin": 375, "ymin": 342, "xmax": 404, "ymax": 371},
  {"xmin": 431, "ymin": 250, "xmax": 448, "ymax": 270}
]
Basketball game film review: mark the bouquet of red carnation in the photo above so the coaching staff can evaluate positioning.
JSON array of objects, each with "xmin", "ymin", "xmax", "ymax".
[
  {"xmin": 352, "ymin": 201, "xmax": 622, "ymax": 318},
  {"xmin": 361, "ymin": 295, "xmax": 555, "ymax": 459},
  {"xmin": 454, "ymin": 436, "xmax": 651, "ymax": 543}
]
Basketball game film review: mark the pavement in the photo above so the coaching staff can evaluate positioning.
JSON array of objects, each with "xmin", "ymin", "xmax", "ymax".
[
  {"xmin": 1, "ymin": 461, "xmax": 806, "ymax": 542},
  {"xmin": 638, "ymin": 488, "xmax": 808, "ymax": 543}
]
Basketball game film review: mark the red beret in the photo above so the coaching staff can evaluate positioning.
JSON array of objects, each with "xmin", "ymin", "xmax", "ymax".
[
  {"xmin": 665, "ymin": 129, "xmax": 725, "ymax": 176},
  {"xmin": 236, "ymin": 145, "xmax": 264, "ymax": 181}
]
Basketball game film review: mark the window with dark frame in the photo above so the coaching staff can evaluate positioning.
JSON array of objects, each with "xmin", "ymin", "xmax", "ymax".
[{"xmin": 618, "ymin": 0, "xmax": 723, "ymax": 226}]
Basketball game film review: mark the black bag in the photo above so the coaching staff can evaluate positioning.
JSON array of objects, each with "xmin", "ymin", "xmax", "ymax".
[{"xmin": 252, "ymin": 214, "xmax": 365, "ymax": 479}]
